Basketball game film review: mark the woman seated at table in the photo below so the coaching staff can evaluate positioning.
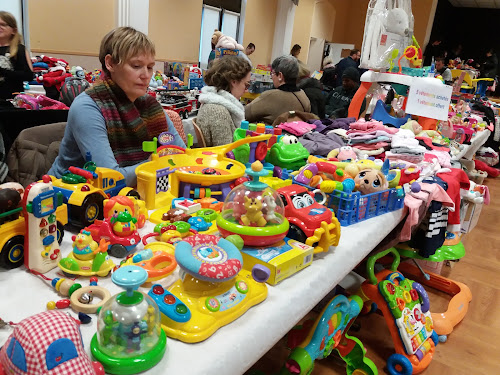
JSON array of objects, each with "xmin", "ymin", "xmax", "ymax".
[
  {"xmin": 197, "ymin": 55, "xmax": 251, "ymax": 147},
  {"xmin": 48, "ymin": 27, "xmax": 185, "ymax": 186},
  {"xmin": 245, "ymin": 55, "xmax": 311, "ymax": 125},
  {"xmin": 0, "ymin": 11, "xmax": 34, "ymax": 101}
]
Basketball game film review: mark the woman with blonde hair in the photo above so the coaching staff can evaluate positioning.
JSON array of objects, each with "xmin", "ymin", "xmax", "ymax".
[
  {"xmin": 0, "ymin": 11, "xmax": 33, "ymax": 100},
  {"xmin": 49, "ymin": 27, "xmax": 185, "ymax": 186}
]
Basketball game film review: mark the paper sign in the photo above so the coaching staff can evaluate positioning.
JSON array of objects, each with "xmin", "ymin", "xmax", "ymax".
[{"xmin": 405, "ymin": 78, "xmax": 453, "ymax": 121}]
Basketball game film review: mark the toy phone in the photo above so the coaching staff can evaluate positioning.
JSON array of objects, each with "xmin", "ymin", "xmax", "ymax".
[{"xmin": 23, "ymin": 176, "xmax": 63, "ymax": 273}]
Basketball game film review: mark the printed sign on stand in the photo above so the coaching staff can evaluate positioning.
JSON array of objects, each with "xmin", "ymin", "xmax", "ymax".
[{"xmin": 405, "ymin": 78, "xmax": 453, "ymax": 121}]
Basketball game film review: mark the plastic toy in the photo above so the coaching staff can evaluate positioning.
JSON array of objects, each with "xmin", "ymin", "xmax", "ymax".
[
  {"xmin": 58, "ymin": 229, "xmax": 115, "ymax": 277},
  {"xmin": 136, "ymin": 134, "xmax": 271, "ymax": 210},
  {"xmin": 50, "ymin": 153, "xmax": 139, "ymax": 228},
  {"xmin": 103, "ymin": 195, "xmax": 148, "ymax": 229},
  {"xmin": 23, "ymin": 176, "xmax": 67, "ymax": 274},
  {"xmin": 86, "ymin": 214, "xmax": 141, "ymax": 258},
  {"xmin": 0, "ymin": 311, "xmax": 105, "ymax": 374},
  {"xmin": 232, "ymin": 122, "xmax": 283, "ymax": 165},
  {"xmin": 216, "ymin": 161, "xmax": 290, "ymax": 247},
  {"xmin": 90, "ymin": 267, "xmax": 166, "ymax": 374},
  {"xmin": 359, "ymin": 248, "xmax": 438, "ymax": 375},
  {"xmin": 148, "ymin": 234, "xmax": 268, "ymax": 343},
  {"xmin": 266, "ymin": 134, "xmax": 310, "ymax": 170},
  {"xmin": 120, "ymin": 245, "xmax": 177, "ymax": 282},
  {"xmin": 281, "ymin": 294, "xmax": 377, "ymax": 375},
  {"xmin": 158, "ymin": 93, "xmax": 195, "ymax": 119},
  {"xmin": 277, "ymin": 184, "xmax": 340, "ymax": 253}
]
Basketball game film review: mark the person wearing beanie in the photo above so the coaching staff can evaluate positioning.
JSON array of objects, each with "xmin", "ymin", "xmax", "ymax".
[{"xmin": 325, "ymin": 67, "xmax": 365, "ymax": 119}]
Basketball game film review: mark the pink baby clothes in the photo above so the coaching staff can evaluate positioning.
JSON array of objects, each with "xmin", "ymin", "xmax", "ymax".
[
  {"xmin": 349, "ymin": 119, "xmax": 399, "ymax": 133},
  {"xmin": 347, "ymin": 130, "xmax": 396, "ymax": 140},
  {"xmin": 400, "ymin": 183, "xmax": 455, "ymax": 241},
  {"xmin": 352, "ymin": 142, "xmax": 389, "ymax": 150},
  {"xmin": 424, "ymin": 150, "xmax": 452, "ymax": 168},
  {"xmin": 277, "ymin": 121, "xmax": 316, "ymax": 136}
]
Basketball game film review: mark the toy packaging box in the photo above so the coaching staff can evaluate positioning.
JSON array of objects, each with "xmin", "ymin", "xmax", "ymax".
[
  {"xmin": 460, "ymin": 200, "xmax": 483, "ymax": 233},
  {"xmin": 215, "ymin": 48, "xmax": 240, "ymax": 58},
  {"xmin": 241, "ymin": 237, "xmax": 314, "ymax": 285}
]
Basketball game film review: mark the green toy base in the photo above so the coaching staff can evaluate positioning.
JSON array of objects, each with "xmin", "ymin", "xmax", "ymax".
[
  {"xmin": 397, "ymin": 242, "xmax": 466, "ymax": 262},
  {"xmin": 90, "ymin": 330, "xmax": 167, "ymax": 374}
]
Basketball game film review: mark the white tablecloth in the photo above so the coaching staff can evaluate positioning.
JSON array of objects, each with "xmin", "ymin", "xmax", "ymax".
[{"xmin": 0, "ymin": 209, "xmax": 403, "ymax": 374}]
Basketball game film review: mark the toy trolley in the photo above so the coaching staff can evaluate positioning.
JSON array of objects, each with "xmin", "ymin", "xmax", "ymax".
[{"xmin": 359, "ymin": 248, "xmax": 439, "ymax": 375}]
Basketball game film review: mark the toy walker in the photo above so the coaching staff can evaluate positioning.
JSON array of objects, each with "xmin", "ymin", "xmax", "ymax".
[
  {"xmin": 359, "ymin": 248, "xmax": 438, "ymax": 375},
  {"xmin": 91, "ymin": 266, "xmax": 167, "ymax": 374},
  {"xmin": 148, "ymin": 233, "xmax": 268, "ymax": 343},
  {"xmin": 216, "ymin": 161, "xmax": 289, "ymax": 247}
]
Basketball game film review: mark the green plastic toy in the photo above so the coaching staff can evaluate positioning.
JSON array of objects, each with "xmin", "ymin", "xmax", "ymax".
[{"xmin": 266, "ymin": 135, "xmax": 310, "ymax": 171}]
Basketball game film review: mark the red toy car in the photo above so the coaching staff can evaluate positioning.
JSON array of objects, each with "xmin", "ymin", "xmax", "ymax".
[
  {"xmin": 277, "ymin": 184, "xmax": 341, "ymax": 253},
  {"xmin": 86, "ymin": 214, "xmax": 141, "ymax": 258}
]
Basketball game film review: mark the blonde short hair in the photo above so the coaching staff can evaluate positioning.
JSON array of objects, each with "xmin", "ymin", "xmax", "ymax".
[{"xmin": 99, "ymin": 27, "xmax": 155, "ymax": 75}]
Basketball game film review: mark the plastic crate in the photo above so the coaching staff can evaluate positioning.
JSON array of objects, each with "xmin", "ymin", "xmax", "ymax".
[{"xmin": 292, "ymin": 179, "xmax": 404, "ymax": 226}]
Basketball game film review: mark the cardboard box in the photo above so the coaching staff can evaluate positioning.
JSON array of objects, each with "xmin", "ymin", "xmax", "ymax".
[
  {"xmin": 241, "ymin": 237, "xmax": 314, "ymax": 285},
  {"xmin": 460, "ymin": 200, "xmax": 483, "ymax": 233}
]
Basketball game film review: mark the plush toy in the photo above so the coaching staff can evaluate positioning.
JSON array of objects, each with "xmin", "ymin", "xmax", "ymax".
[
  {"xmin": 401, "ymin": 119, "xmax": 423, "ymax": 135},
  {"xmin": 354, "ymin": 168, "xmax": 389, "ymax": 195},
  {"xmin": 36, "ymin": 63, "xmax": 72, "ymax": 93},
  {"xmin": 211, "ymin": 29, "xmax": 244, "ymax": 51},
  {"xmin": 330, "ymin": 146, "xmax": 358, "ymax": 162}
]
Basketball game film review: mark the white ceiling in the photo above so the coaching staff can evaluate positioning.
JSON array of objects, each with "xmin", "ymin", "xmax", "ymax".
[{"xmin": 448, "ymin": 0, "xmax": 500, "ymax": 8}]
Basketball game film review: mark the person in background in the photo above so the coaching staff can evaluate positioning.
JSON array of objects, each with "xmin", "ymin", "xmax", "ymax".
[
  {"xmin": 197, "ymin": 56, "xmax": 251, "ymax": 147},
  {"xmin": 207, "ymin": 42, "xmax": 216, "ymax": 69},
  {"xmin": 481, "ymin": 48, "xmax": 498, "ymax": 80},
  {"xmin": 335, "ymin": 49, "xmax": 360, "ymax": 87},
  {"xmin": 320, "ymin": 56, "xmax": 337, "ymax": 92},
  {"xmin": 423, "ymin": 37, "xmax": 444, "ymax": 67},
  {"xmin": 434, "ymin": 57, "xmax": 452, "ymax": 85},
  {"xmin": 448, "ymin": 44, "xmax": 463, "ymax": 64},
  {"xmin": 297, "ymin": 61, "xmax": 325, "ymax": 119},
  {"xmin": 290, "ymin": 44, "xmax": 301, "ymax": 58},
  {"xmin": 49, "ymin": 27, "xmax": 185, "ymax": 187},
  {"xmin": 245, "ymin": 43, "xmax": 255, "ymax": 56},
  {"xmin": 245, "ymin": 55, "xmax": 311, "ymax": 125},
  {"xmin": 326, "ymin": 67, "xmax": 365, "ymax": 119},
  {"xmin": 0, "ymin": 11, "xmax": 33, "ymax": 101}
]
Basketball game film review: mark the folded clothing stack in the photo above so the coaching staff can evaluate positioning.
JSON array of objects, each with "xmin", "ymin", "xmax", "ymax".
[{"xmin": 346, "ymin": 119, "xmax": 398, "ymax": 158}]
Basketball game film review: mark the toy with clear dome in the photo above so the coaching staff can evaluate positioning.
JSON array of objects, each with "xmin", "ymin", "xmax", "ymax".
[{"xmin": 216, "ymin": 161, "xmax": 289, "ymax": 246}]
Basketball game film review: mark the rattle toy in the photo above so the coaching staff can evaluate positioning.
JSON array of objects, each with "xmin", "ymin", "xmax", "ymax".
[
  {"xmin": 91, "ymin": 266, "xmax": 167, "ymax": 374},
  {"xmin": 120, "ymin": 244, "xmax": 177, "ymax": 282}
]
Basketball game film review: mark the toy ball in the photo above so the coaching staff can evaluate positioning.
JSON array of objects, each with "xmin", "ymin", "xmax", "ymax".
[
  {"xmin": 411, "ymin": 181, "xmax": 421, "ymax": 193},
  {"xmin": 0, "ymin": 311, "xmax": 104, "ymax": 374},
  {"xmin": 216, "ymin": 162, "xmax": 289, "ymax": 246}
]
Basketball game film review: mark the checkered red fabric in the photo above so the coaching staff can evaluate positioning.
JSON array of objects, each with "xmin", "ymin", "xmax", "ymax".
[
  {"xmin": 0, "ymin": 311, "xmax": 98, "ymax": 374},
  {"xmin": 165, "ymin": 109, "xmax": 187, "ymax": 144}
]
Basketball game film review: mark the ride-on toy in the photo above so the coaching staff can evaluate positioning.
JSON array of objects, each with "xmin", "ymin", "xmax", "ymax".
[
  {"xmin": 359, "ymin": 248, "xmax": 438, "ymax": 375},
  {"xmin": 58, "ymin": 229, "xmax": 115, "ymax": 277}
]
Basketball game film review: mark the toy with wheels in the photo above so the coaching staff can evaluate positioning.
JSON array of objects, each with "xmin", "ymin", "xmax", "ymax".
[
  {"xmin": 50, "ymin": 152, "xmax": 140, "ymax": 229},
  {"xmin": 216, "ymin": 161, "xmax": 289, "ymax": 247},
  {"xmin": 359, "ymin": 248, "xmax": 438, "ymax": 375},
  {"xmin": 281, "ymin": 294, "xmax": 377, "ymax": 375},
  {"xmin": 91, "ymin": 266, "xmax": 167, "ymax": 374},
  {"xmin": 148, "ymin": 233, "xmax": 268, "ymax": 343},
  {"xmin": 58, "ymin": 230, "xmax": 115, "ymax": 277}
]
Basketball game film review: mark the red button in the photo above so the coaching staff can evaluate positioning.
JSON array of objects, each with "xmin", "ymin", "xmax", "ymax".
[
  {"xmin": 49, "ymin": 225, "xmax": 56, "ymax": 233},
  {"xmin": 164, "ymin": 295, "xmax": 176, "ymax": 305},
  {"xmin": 152, "ymin": 285, "xmax": 164, "ymax": 295}
]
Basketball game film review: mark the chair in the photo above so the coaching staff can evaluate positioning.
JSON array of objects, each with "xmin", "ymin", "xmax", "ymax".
[
  {"xmin": 6, "ymin": 122, "xmax": 66, "ymax": 187},
  {"xmin": 191, "ymin": 118, "xmax": 207, "ymax": 148}
]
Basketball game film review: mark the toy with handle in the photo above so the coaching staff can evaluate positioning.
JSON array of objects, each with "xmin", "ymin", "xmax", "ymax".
[
  {"xmin": 360, "ymin": 248, "xmax": 438, "ymax": 375},
  {"xmin": 280, "ymin": 294, "xmax": 377, "ymax": 375}
]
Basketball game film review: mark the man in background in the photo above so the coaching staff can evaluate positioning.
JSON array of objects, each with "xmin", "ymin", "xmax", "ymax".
[
  {"xmin": 435, "ymin": 57, "xmax": 452, "ymax": 85},
  {"xmin": 335, "ymin": 49, "xmax": 360, "ymax": 87},
  {"xmin": 245, "ymin": 43, "xmax": 255, "ymax": 56}
]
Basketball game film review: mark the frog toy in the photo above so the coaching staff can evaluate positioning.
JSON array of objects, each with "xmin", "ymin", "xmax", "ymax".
[
  {"xmin": 110, "ymin": 210, "xmax": 137, "ymax": 237},
  {"xmin": 266, "ymin": 135, "xmax": 310, "ymax": 171}
]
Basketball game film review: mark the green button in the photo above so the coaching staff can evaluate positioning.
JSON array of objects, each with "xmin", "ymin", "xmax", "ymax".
[
  {"xmin": 205, "ymin": 297, "xmax": 220, "ymax": 312},
  {"xmin": 174, "ymin": 221, "xmax": 190, "ymax": 233},
  {"xmin": 197, "ymin": 209, "xmax": 217, "ymax": 223},
  {"xmin": 176, "ymin": 304, "xmax": 188, "ymax": 314},
  {"xmin": 48, "ymin": 214, "xmax": 56, "ymax": 223}
]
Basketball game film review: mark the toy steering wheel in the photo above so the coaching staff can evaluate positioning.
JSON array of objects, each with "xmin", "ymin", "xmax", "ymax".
[{"xmin": 175, "ymin": 234, "xmax": 242, "ymax": 282}]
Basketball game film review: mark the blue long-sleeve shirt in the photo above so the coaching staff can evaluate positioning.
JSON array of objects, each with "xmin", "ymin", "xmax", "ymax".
[{"xmin": 48, "ymin": 92, "xmax": 186, "ymax": 186}]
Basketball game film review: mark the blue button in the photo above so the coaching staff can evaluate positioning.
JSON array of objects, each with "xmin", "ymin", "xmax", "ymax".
[{"xmin": 42, "ymin": 235, "xmax": 55, "ymax": 246}]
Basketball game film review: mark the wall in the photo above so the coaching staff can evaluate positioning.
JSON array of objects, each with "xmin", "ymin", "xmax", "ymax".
[
  {"xmin": 291, "ymin": 0, "xmax": 315, "ymax": 63},
  {"xmin": 310, "ymin": 0, "xmax": 335, "ymax": 41},
  {"xmin": 28, "ymin": 0, "xmax": 116, "ymax": 55},
  {"xmin": 149, "ymin": 0, "xmax": 202, "ymax": 63},
  {"xmin": 329, "ymin": 0, "xmax": 349, "ymax": 43},
  {"xmin": 412, "ymin": 0, "xmax": 437, "ymax": 47},
  {"xmin": 243, "ymin": 0, "xmax": 278, "ymax": 66}
]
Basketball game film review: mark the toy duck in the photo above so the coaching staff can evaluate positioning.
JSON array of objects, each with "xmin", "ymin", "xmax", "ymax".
[
  {"xmin": 72, "ymin": 230, "xmax": 98, "ymax": 261},
  {"xmin": 110, "ymin": 211, "xmax": 137, "ymax": 237}
]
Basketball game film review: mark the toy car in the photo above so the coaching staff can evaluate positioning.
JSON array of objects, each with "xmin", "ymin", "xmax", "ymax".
[
  {"xmin": 277, "ymin": 184, "xmax": 340, "ymax": 253},
  {"xmin": 50, "ymin": 157, "xmax": 139, "ymax": 229},
  {"xmin": 158, "ymin": 94, "xmax": 193, "ymax": 119},
  {"xmin": 86, "ymin": 214, "xmax": 141, "ymax": 258}
]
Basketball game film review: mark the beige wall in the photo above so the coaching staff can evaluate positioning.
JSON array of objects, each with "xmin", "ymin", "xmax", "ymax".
[
  {"xmin": 412, "ymin": 0, "xmax": 437, "ymax": 46},
  {"xmin": 29, "ymin": 0, "xmax": 115, "ymax": 55},
  {"xmin": 291, "ymin": 0, "xmax": 315, "ymax": 63},
  {"xmin": 243, "ymin": 0, "xmax": 278, "ymax": 66},
  {"xmin": 330, "ymin": 0, "xmax": 349, "ymax": 43},
  {"xmin": 149, "ymin": 0, "xmax": 202, "ymax": 63},
  {"xmin": 311, "ymin": 0, "xmax": 335, "ymax": 41}
]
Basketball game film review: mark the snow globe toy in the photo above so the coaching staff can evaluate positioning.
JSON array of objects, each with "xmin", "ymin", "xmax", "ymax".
[
  {"xmin": 90, "ymin": 266, "xmax": 166, "ymax": 374},
  {"xmin": 216, "ymin": 160, "xmax": 289, "ymax": 246}
]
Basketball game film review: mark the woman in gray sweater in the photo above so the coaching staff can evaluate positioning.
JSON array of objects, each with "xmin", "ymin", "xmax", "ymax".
[{"xmin": 197, "ymin": 56, "xmax": 251, "ymax": 147}]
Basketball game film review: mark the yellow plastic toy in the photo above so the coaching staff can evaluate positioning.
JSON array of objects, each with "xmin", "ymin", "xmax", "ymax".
[{"xmin": 136, "ymin": 134, "xmax": 271, "ymax": 210}]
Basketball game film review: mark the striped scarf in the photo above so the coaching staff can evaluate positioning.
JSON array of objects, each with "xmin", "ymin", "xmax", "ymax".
[{"xmin": 86, "ymin": 79, "xmax": 168, "ymax": 166}]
